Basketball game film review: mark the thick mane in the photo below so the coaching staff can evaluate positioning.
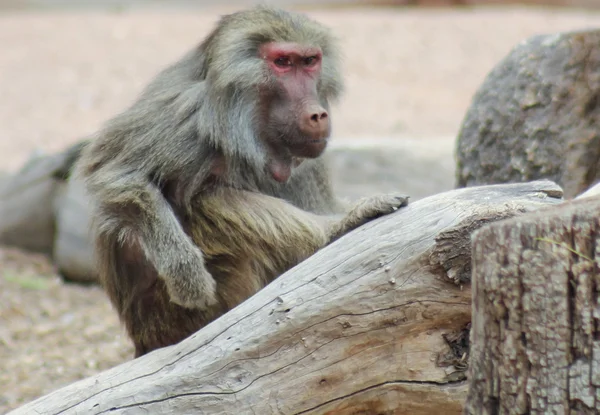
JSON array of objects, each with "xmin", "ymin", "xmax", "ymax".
[{"xmin": 87, "ymin": 6, "xmax": 344, "ymax": 204}]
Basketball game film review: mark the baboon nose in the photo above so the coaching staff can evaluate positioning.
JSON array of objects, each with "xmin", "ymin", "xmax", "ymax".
[
  {"xmin": 309, "ymin": 111, "xmax": 328, "ymax": 123},
  {"xmin": 302, "ymin": 106, "xmax": 329, "ymax": 138}
]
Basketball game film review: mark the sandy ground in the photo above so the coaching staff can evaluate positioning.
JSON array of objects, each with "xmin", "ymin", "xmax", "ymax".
[{"xmin": 2, "ymin": 4, "xmax": 600, "ymax": 412}]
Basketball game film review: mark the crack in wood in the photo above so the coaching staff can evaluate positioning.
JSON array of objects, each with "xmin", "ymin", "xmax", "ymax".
[{"xmin": 292, "ymin": 379, "xmax": 467, "ymax": 415}]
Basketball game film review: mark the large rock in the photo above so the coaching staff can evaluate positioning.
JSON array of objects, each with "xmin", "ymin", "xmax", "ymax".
[
  {"xmin": 0, "ymin": 142, "xmax": 86, "ymax": 254},
  {"xmin": 456, "ymin": 29, "xmax": 600, "ymax": 199},
  {"xmin": 0, "ymin": 153, "xmax": 59, "ymax": 254},
  {"xmin": 52, "ymin": 176, "xmax": 97, "ymax": 283},
  {"xmin": 328, "ymin": 137, "xmax": 455, "ymax": 203},
  {"xmin": 0, "ymin": 171, "xmax": 8, "ymax": 192}
]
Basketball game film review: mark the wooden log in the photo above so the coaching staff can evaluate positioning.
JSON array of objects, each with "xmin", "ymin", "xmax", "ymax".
[
  {"xmin": 9, "ymin": 180, "xmax": 563, "ymax": 415},
  {"xmin": 465, "ymin": 194, "xmax": 600, "ymax": 414}
]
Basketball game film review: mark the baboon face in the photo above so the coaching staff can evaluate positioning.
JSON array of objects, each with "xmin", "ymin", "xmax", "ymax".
[{"xmin": 259, "ymin": 42, "xmax": 330, "ymax": 181}]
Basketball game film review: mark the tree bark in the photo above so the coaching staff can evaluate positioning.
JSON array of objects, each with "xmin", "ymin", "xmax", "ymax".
[
  {"xmin": 466, "ymin": 195, "xmax": 600, "ymax": 414},
  {"xmin": 10, "ymin": 180, "xmax": 563, "ymax": 415}
]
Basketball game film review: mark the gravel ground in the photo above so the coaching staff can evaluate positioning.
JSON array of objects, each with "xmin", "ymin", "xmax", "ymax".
[{"xmin": 2, "ymin": 4, "xmax": 600, "ymax": 412}]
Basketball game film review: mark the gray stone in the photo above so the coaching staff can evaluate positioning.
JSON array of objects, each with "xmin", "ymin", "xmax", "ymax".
[
  {"xmin": 52, "ymin": 176, "xmax": 97, "ymax": 283},
  {"xmin": 327, "ymin": 137, "xmax": 455, "ymax": 203},
  {"xmin": 0, "ymin": 142, "xmax": 87, "ymax": 254},
  {"xmin": 0, "ymin": 152, "xmax": 63, "ymax": 254},
  {"xmin": 456, "ymin": 29, "xmax": 600, "ymax": 199}
]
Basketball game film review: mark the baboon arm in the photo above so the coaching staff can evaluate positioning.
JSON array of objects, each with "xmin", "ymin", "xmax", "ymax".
[
  {"xmin": 195, "ymin": 190, "xmax": 407, "ymax": 254},
  {"xmin": 87, "ymin": 167, "xmax": 217, "ymax": 308},
  {"xmin": 323, "ymin": 194, "xmax": 410, "ymax": 243},
  {"xmin": 92, "ymin": 172, "xmax": 192, "ymax": 270}
]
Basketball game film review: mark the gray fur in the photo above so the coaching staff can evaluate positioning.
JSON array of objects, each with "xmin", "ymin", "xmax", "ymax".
[
  {"xmin": 73, "ymin": 6, "xmax": 407, "ymax": 356},
  {"xmin": 75, "ymin": 6, "xmax": 344, "ymax": 312}
]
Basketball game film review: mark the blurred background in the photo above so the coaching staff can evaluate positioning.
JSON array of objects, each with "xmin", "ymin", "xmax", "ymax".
[
  {"xmin": 1, "ymin": 0, "xmax": 600, "ymax": 171},
  {"xmin": 1, "ymin": 0, "xmax": 600, "ymax": 412}
]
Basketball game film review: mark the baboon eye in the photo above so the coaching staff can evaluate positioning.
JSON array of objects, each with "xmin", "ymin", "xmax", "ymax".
[
  {"xmin": 274, "ymin": 57, "xmax": 292, "ymax": 67},
  {"xmin": 304, "ymin": 56, "xmax": 319, "ymax": 67}
]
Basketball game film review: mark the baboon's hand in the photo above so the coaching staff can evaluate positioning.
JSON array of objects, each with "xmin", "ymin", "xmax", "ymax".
[
  {"xmin": 332, "ymin": 193, "xmax": 409, "ymax": 239},
  {"xmin": 349, "ymin": 193, "xmax": 409, "ymax": 222},
  {"xmin": 163, "ymin": 247, "xmax": 218, "ymax": 309}
]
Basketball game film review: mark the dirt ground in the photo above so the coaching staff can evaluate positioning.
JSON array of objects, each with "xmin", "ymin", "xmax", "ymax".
[{"xmin": 2, "ymin": 4, "xmax": 600, "ymax": 412}]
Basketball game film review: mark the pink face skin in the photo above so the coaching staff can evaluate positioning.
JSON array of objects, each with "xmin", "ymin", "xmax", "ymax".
[
  {"xmin": 259, "ymin": 42, "xmax": 331, "ymax": 183},
  {"xmin": 262, "ymin": 42, "xmax": 323, "ymax": 76}
]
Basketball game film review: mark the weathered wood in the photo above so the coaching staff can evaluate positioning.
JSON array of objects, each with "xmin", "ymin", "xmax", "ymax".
[
  {"xmin": 9, "ymin": 180, "xmax": 563, "ymax": 415},
  {"xmin": 466, "ymin": 195, "xmax": 600, "ymax": 414}
]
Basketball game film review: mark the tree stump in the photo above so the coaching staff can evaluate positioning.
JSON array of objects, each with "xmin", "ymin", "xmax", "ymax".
[
  {"xmin": 9, "ymin": 180, "xmax": 562, "ymax": 415},
  {"xmin": 466, "ymin": 195, "xmax": 600, "ymax": 414}
]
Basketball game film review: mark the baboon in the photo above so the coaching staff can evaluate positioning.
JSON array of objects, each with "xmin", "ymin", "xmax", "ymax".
[{"xmin": 75, "ymin": 6, "xmax": 408, "ymax": 357}]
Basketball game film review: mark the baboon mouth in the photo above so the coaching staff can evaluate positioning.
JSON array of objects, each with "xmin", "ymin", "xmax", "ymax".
[{"xmin": 295, "ymin": 138, "xmax": 328, "ymax": 158}]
